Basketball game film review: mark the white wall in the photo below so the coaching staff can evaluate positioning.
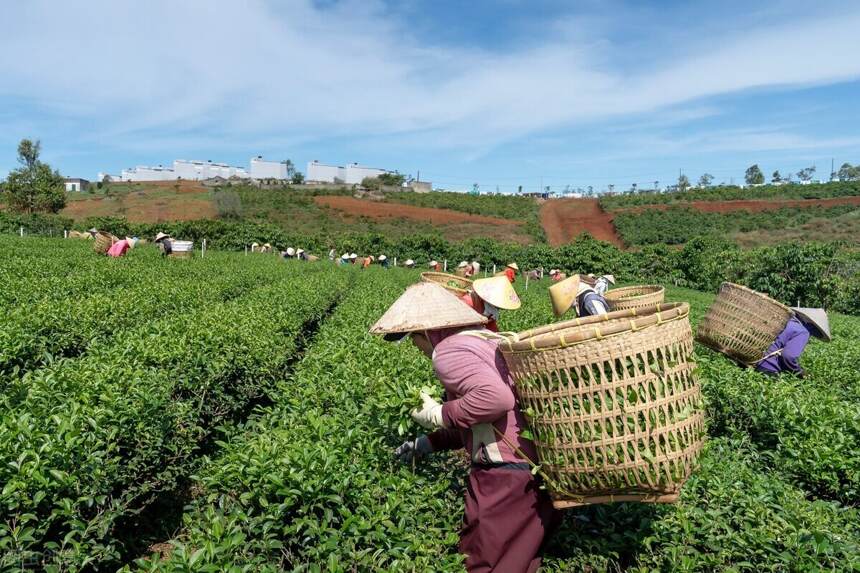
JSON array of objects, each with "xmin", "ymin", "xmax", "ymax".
[
  {"xmin": 121, "ymin": 166, "xmax": 175, "ymax": 181},
  {"xmin": 307, "ymin": 161, "xmax": 345, "ymax": 183},
  {"xmin": 344, "ymin": 164, "xmax": 387, "ymax": 184},
  {"xmin": 250, "ymin": 157, "xmax": 288, "ymax": 179}
]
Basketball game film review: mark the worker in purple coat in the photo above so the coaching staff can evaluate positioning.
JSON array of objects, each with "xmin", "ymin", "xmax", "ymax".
[
  {"xmin": 371, "ymin": 283, "xmax": 557, "ymax": 572},
  {"xmin": 755, "ymin": 307, "xmax": 831, "ymax": 377}
]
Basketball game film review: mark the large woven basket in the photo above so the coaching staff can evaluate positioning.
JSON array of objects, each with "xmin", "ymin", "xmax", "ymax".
[
  {"xmin": 695, "ymin": 282, "xmax": 791, "ymax": 365},
  {"xmin": 420, "ymin": 272, "xmax": 473, "ymax": 295},
  {"xmin": 93, "ymin": 233, "xmax": 116, "ymax": 254},
  {"xmin": 499, "ymin": 303, "xmax": 705, "ymax": 508},
  {"xmin": 168, "ymin": 251, "xmax": 192, "ymax": 259},
  {"xmin": 604, "ymin": 285, "xmax": 665, "ymax": 311}
]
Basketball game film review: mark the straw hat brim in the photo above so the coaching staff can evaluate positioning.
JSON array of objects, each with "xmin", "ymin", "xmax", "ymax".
[
  {"xmin": 370, "ymin": 282, "xmax": 488, "ymax": 335},
  {"xmin": 154, "ymin": 232, "xmax": 169, "ymax": 242},
  {"xmin": 473, "ymin": 276, "xmax": 521, "ymax": 310},
  {"xmin": 791, "ymin": 307, "xmax": 832, "ymax": 341},
  {"xmin": 603, "ymin": 274, "xmax": 616, "ymax": 285},
  {"xmin": 549, "ymin": 274, "xmax": 580, "ymax": 317},
  {"xmin": 507, "ymin": 262, "xmax": 519, "ymax": 271}
]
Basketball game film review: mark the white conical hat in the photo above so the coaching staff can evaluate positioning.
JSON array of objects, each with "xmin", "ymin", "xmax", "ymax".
[
  {"xmin": 405, "ymin": 259, "xmax": 415, "ymax": 266},
  {"xmin": 341, "ymin": 253, "xmax": 349, "ymax": 259},
  {"xmin": 155, "ymin": 232, "xmax": 169, "ymax": 242},
  {"xmin": 602, "ymin": 274, "xmax": 616, "ymax": 285},
  {"xmin": 429, "ymin": 260, "xmax": 438, "ymax": 267},
  {"xmin": 286, "ymin": 247, "xmax": 296, "ymax": 256},
  {"xmin": 370, "ymin": 282, "xmax": 487, "ymax": 336},
  {"xmin": 791, "ymin": 307, "xmax": 831, "ymax": 341},
  {"xmin": 458, "ymin": 261, "xmax": 468, "ymax": 268},
  {"xmin": 507, "ymin": 262, "xmax": 519, "ymax": 271},
  {"xmin": 379, "ymin": 255, "xmax": 387, "ymax": 261},
  {"xmin": 473, "ymin": 276, "xmax": 521, "ymax": 310},
  {"xmin": 549, "ymin": 274, "xmax": 581, "ymax": 317}
]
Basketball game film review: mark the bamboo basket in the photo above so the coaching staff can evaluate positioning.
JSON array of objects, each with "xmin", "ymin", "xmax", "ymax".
[
  {"xmin": 168, "ymin": 251, "xmax": 192, "ymax": 259},
  {"xmin": 695, "ymin": 282, "xmax": 791, "ymax": 365},
  {"xmin": 604, "ymin": 285, "xmax": 665, "ymax": 311},
  {"xmin": 499, "ymin": 302, "xmax": 705, "ymax": 508},
  {"xmin": 420, "ymin": 272, "xmax": 473, "ymax": 295},
  {"xmin": 93, "ymin": 233, "xmax": 116, "ymax": 254}
]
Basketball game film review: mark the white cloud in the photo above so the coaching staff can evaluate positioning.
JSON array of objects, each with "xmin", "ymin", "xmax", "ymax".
[{"xmin": 1, "ymin": 0, "xmax": 859, "ymax": 153}]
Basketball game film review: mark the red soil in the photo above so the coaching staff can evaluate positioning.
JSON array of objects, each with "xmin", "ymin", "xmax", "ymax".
[
  {"xmin": 314, "ymin": 196, "xmax": 526, "ymax": 227},
  {"xmin": 616, "ymin": 196, "xmax": 860, "ymax": 214},
  {"xmin": 540, "ymin": 198, "xmax": 623, "ymax": 247},
  {"xmin": 62, "ymin": 181, "xmax": 216, "ymax": 222}
]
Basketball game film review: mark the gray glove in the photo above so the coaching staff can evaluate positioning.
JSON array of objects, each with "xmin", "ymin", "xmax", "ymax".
[{"xmin": 394, "ymin": 435, "xmax": 433, "ymax": 463}]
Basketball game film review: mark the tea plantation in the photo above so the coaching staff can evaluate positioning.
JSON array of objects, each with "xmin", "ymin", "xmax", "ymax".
[{"xmin": 1, "ymin": 236, "xmax": 858, "ymax": 571}]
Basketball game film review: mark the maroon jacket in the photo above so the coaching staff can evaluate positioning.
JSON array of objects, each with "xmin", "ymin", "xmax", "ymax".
[{"xmin": 426, "ymin": 334, "xmax": 538, "ymax": 466}]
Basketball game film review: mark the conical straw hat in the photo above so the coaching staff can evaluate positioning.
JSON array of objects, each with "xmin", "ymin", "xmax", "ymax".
[
  {"xmin": 473, "ymin": 276, "xmax": 521, "ymax": 310},
  {"xmin": 549, "ymin": 274, "xmax": 581, "ymax": 317},
  {"xmin": 370, "ymin": 282, "xmax": 487, "ymax": 336},
  {"xmin": 602, "ymin": 274, "xmax": 616, "ymax": 284},
  {"xmin": 791, "ymin": 307, "xmax": 831, "ymax": 341},
  {"xmin": 507, "ymin": 262, "xmax": 519, "ymax": 271}
]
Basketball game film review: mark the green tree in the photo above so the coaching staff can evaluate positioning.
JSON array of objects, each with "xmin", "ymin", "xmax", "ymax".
[
  {"xmin": 361, "ymin": 176, "xmax": 381, "ymax": 191},
  {"xmin": 284, "ymin": 159, "xmax": 295, "ymax": 177},
  {"xmin": 378, "ymin": 172, "xmax": 406, "ymax": 187},
  {"xmin": 291, "ymin": 171, "xmax": 305, "ymax": 184},
  {"xmin": 836, "ymin": 162, "xmax": 860, "ymax": 182},
  {"xmin": 4, "ymin": 139, "xmax": 65, "ymax": 214},
  {"xmin": 772, "ymin": 170, "xmax": 782, "ymax": 183},
  {"xmin": 698, "ymin": 173, "xmax": 714, "ymax": 188},
  {"xmin": 745, "ymin": 164, "xmax": 765, "ymax": 185},
  {"xmin": 678, "ymin": 174, "xmax": 691, "ymax": 191},
  {"xmin": 797, "ymin": 165, "xmax": 816, "ymax": 182}
]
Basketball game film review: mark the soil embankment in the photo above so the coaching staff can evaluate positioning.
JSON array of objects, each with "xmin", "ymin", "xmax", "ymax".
[{"xmin": 540, "ymin": 198, "xmax": 622, "ymax": 247}]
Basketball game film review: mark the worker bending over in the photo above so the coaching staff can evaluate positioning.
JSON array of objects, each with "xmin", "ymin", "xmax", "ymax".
[
  {"xmin": 756, "ymin": 307, "xmax": 831, "ymax": 377},
  {"xmin": 549, "ymin": 274, "xmax": 610, "ymax": 318},
  {"xmin": 371, "ymin": 283, "xmax": 556, "ymax": 572},
  {"xmin": 460, "ymin": 276, "xmax": 521, "ymax": 332}
]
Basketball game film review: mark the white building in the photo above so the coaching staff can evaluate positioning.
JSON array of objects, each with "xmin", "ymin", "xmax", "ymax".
[
  {"xmin": 119, "ymin": 160, "xmax": 248, "ymax": 182},
  {"xmin": 307, "ymin": 160, "xmax": 390, "ymax": 185},
  {"xmin": 121, "ymin": 165, "xmax": 175, "ymax": 181},
  {"xmin": 250, "ymin": 156, "xmax": 290, "ymax": 180},
  {"xmin": 63, "ymin": 178, "xmax": 89, "ymax": 192},
  {"xmin": 173, "ymin": 160, "xmax": 248, "ymax": 180}
]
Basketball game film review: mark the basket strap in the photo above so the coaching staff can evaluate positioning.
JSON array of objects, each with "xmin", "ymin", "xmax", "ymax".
[
  {"xmin": 457, "ymin": 330, "xmax": 520, "ymax": 342},
  {"xmin": 746, "ymin": 348, "xmax": 783, "ymax": 367},
  {"xmin": 489, "ymin": 426, "xmax": 574, "ymax": 502}
]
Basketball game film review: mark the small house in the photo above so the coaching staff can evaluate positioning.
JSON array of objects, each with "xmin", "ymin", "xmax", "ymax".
[{"xmin": 64, "ymin": 178, "xmax": 90, "ymax": 192}]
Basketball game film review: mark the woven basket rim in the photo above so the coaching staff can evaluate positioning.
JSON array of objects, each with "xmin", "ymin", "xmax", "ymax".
[
  {"xmin": 605, "ymin": 284, "xmax": 665, "ymax": 302},
  {"xmin": 420, "ymin": 272, "xmax": 473, "ymax": 293},
  {"xmin": 718, "ymin": 282, "xmax": 791, "ymax": 313},
  {"xmin": 501, "ymin": 302, "xmax": 688, "ymax": 353}
]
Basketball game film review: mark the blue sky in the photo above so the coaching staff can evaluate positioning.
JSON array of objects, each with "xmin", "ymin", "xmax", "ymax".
[{"xmin": 1, "ymin": 0, "xmax": 859, "ymax": 193}]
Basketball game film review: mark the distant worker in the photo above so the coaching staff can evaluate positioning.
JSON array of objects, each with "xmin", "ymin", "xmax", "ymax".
[
  {"xmin": 262, "ymin": 243, "xmax": 272, "ymax": 254},
  {"xmin": 340, "ymin": 253, "xmax": 350, "ymax": 266},
  {"xmin": 286, "ymin": 247, "xmax": 296, "ymax": 258},
  {"xmin": 429, "ymin": 260, "xmax": 442, "ymax": 272},
  {"xmin": 549, "ymin": 274, "xmax": 609, "ymax": 318},
  {"xmin": 456, "ymin": 261, "xmax": 469, "ymax": 277},
  {"xmin": 593, "ymin": 274, "xmax": 615, "ymax": 295},
  {"xmin": 363, "ymin": 255, "xmax": 374, "ymax": 269},
  {"xmin": 350, "ymin": 253, "xmax": 359, "ymax": 264},
  {"xmin": 549, "ymin": 269, "xmax": 567, "ymax": 282},
  {"xmin": 87, "ymin": 227, "xmax": 99, "ymax": 239},
  {"xmin": 404, "ymin": 259, "xmax": 415, "ymax": 268},
  {"xmin": 461, "ymin": 276, "xmax": 521, "ymax": 332},
  {"xmin": 297, "ymin": 249, "xmax": 308, "ymax": 261},
  {"xmin": 471, "ymin": 261, "xmax": 481, "ymax": 276},
  {"xmin": 329, "ymin": 248, "xmax": 337, "ymax": 262},
  {"xmin": 154, "ymin": 232, "xmax": 172, "ymax": 257},
  {"xmin": 107, "ymin": 237, "xmax": 131, "ymax": 258},
  {"xmin": 756, "ymin": 308, "xmax": 831, "ymax": 377},
  {"xmin": 504, "ymin": 262, "xmax": 519, "ymax": 283},
  {"xmin": 378, "ymin": 255, "xmax": 389, "ymax": 268}
]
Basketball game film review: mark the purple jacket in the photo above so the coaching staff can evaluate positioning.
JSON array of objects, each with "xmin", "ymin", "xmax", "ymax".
[
  {"xmin": 426, "ymin": 334, "xmax": 539, "ymax": 466},
  {"xmin": 756, "ymin": 317, "xmax": 810, "ymax": 375}
]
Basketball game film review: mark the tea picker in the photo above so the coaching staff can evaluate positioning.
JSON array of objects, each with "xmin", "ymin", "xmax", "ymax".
[
  {"xmin": 372, "ymin": 283, "xmax": 556, "ymax": 573},
  {"xmin": 460, "ymin": 276, "xmax": 521, "ymax": 332},
  {"xmin": 548, "ymin": 274, "xmax": 609, "ymax": 318},
  {"xmin": 756, "ymin": 307, "xmax": 831, "ymax": 377}
]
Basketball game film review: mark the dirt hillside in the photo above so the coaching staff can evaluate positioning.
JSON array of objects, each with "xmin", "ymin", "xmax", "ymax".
[
  {"xmin": 540, "ymin": 199, "xmax": 622, "ymax": 247},
  {"xmin": 614, "ymin": 196, "xmax": 860, "ymax": 214}
]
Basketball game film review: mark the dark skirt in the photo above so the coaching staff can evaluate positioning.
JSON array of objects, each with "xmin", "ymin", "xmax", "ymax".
[{"xmin": 461, "ymin": 464, "xmax": 558, "ymax": 572}]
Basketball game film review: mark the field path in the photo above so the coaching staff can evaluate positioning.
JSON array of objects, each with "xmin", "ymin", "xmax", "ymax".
[{"xmin": 540, "ymin": 198, "xmax": 623, "ymax": 247}]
